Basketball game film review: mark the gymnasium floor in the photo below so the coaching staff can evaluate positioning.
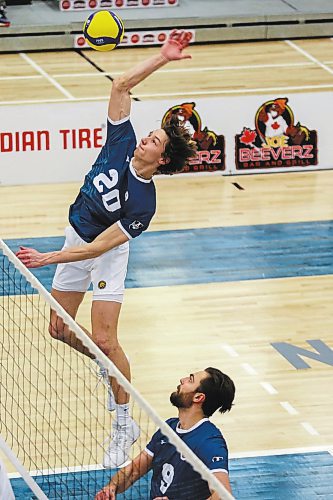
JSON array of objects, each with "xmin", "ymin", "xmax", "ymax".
[{"xmin": 1, "ymin": 38, "xmax": 333, "ymax": 498}]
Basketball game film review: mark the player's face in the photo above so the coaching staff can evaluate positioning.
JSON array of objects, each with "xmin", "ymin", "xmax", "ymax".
[
  {"xmin": 170, "ymin": 370, "xmax": 208, "ymax": 409},
  {"xmin": 134, "ymin": 129, "xmax": 169, "ymax": 166}
]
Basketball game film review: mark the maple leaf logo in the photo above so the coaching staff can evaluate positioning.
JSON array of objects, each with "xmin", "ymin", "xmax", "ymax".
[{"xmin": 240, "ymin": 128, "xmax": 257, "ymax": 146}]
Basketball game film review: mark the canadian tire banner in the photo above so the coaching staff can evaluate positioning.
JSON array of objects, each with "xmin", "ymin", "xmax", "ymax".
[{"xmin": 0, "ymin": 93, "xmax": 331, "ymax": 185}]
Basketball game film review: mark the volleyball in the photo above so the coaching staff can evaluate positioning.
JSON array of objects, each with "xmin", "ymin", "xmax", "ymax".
[{"xmin": 83, "ymin": 10, "xmax": 124, "ymax": 52}]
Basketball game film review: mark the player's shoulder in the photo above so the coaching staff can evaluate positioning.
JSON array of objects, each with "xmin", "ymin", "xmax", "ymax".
[
  {"xmin": 106, "ymin": 115, "xmax": 136, "ymax": 142},
  {"xmin": 200, "ymin": 420, "xmax": 225, "ymax": 440},
  {"xmin": 165, "ymin": 417, "xmax": 179, "ymax": 429}
]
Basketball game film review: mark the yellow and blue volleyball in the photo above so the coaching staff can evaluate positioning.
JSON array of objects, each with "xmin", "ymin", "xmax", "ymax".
[{"xmin": 83, "ymin": 10, "xmax": 124, "ymax": 52}]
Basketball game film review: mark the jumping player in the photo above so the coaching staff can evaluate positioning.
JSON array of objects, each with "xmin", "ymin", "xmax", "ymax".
[
  {"xmin": 95, "ymin": 367, "xmax": 235, "ymax": 499},
  {"xmin": 16, "ymin": 30, "xmax": 197, "ymax": 468}
]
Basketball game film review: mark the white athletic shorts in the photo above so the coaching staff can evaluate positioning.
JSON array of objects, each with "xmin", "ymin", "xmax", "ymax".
[{"xmin": 52, "ymin": 226, "xmax": 129, "ymax": 303}]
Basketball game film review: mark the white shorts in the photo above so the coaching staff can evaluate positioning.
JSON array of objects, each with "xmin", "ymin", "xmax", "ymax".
[{"xmin": 52, "ymin": 226, "xmax": 129, "ymax": 303}]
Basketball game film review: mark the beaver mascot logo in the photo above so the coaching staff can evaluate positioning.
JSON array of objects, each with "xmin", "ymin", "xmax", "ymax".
[
  {"xmin": 162, "ymin": 102, "xmax": 225, "ymax": 173},
  {"xmin": 236, "ymin": 97, "xmax": 318, "ymax": 170}
]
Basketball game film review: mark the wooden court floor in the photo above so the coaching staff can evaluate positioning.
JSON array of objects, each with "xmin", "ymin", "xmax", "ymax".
[{"xmin": 1, "ymin": 37, "xmax": 333, "ymax": 490}]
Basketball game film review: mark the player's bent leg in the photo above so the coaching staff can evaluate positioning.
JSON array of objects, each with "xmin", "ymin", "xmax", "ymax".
[
  {"xmin": 49, "ymin": 288, "xmax": 94, "ymax": 358},
  {"xmin": 91, "ymin": 299, "xmax": 130, "ymax": 403},
  {"xmin": 91, "ymin": 300, "xmax": 140, "ymax": 468}
]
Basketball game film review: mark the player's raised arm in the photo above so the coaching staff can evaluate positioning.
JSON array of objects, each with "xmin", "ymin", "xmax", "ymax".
[
  {"xmin": 108, "ymin": 29, "xmax": 192, "ymax": 121},
  {"xmin": 16, "ymin": 223, "xmax": 128, "ymax": 268}
]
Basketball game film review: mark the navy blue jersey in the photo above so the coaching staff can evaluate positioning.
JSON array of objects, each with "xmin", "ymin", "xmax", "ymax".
[
  {"xmin": 69, "ymin": 116, "xmax": 156, "ymax": 243},
  {"xmin": 146, "ymin": 418, "xmax": 229, "ymax": 500}
]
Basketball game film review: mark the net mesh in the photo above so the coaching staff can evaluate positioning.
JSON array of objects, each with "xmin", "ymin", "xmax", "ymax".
[{"xmin": 0, "ymin": 240, "xmax": 232, "ymax": 500}]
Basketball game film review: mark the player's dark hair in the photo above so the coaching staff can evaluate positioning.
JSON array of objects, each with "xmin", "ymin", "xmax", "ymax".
[
  {"xmin": 197, "ymin": 367, "xmax": 235, "ymax": 417},
  {"xmin": 160, "ymin": 115, "xmax": 197, "ymax": 174}
]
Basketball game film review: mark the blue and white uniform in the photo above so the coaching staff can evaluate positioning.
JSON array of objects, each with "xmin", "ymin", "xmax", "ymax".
[
  {"xmin": 145, "ymin": 418, "xmax": 229, "ymax": 500},
  {"xmin": 69, "ymin": 116, "xmax": 156, "ymax": 243},
  {"xmin": 52, "ymin": 116, "xmax": 156, "ymax": 302}
]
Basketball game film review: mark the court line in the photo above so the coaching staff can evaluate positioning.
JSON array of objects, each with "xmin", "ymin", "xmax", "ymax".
[
  {"xmin": 280, "ymin": 401, "xmax": 299, "ymax": 415},
  {"xmin": 50, "ymin": 61, "xmax": 316, "ymax": 78},
  {"xmin": 6, "ymin": 444, "xmax": 333, "ymax": 478},
  {"xmin": 230, "ymin": 444, "xmax": 333, "ymax": 459},
  {"xmin": 19, "ymin": 53, "xmax": 74, "ymax": 100},
  {"xmin": 133, "ymin": 84, "xmax": 333, "ymax": 98},
  {"xmin": 0, "ymin": 75, "xmax": 42, "ymax": 81},
  {"xmin": 301, "ymin": 422, "xmax": 320, "ymax": 436},
  {"xmin": 285, "ymin": 40, "xmax": 333, "ymax": 76},
  {"xmin": 2, "ymin": 82, "xmax": 332, "ymax": 105},
  {"xmin": 0, "ymin": 61, "xmax": 318, "ymax": 82},
  {"xmin": 221, "ymin": 344, "xmax": 239, "ymax": 357},
  {"xmin": 241, "ymin": 363, "xmax": 258, "ymax": 375},
  {"xmin": 260, "ymin": 382, "xmax": 278, "ymax": 395}
]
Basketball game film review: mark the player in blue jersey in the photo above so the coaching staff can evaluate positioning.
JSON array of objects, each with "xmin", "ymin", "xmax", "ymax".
[
  {"xmin": 95, "ymin": 367, "xmax": 235, "ymax": 500},
  {"xmin": 16, "ymin": 30, "xmax": 197, "ymax": 468}
]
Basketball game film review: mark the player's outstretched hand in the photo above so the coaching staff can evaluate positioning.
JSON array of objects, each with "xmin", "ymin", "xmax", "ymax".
[
  {"xmin": 161, "ymin": 29, "xmax": 192, "ymax": 61},
  {"xmin": 95, "ymin": 484, "xmax": 117, "ymax": 500},
  {"xmin": 16, "ymin": 246, "xmax": 47, "ymax": 268}
]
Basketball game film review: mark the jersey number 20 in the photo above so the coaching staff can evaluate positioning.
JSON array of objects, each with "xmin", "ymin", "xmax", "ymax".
[{"xmin": 93, "ymin": 169, "xmax": 121, "ymax": 212}]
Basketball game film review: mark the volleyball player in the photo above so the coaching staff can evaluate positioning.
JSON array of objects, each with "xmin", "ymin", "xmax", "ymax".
[
  {"xmin": 95, "ymin": 367, "xmax": 235, "ymax": 499},
  {"xmin": 16, "ymin": 30, "xmax": 196, "ymax": 468}
]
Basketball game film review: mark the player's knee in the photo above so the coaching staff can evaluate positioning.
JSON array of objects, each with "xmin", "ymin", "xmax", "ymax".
[{"xmin": 94, "ymin": 336, "xmax": 119, "ymax": 359}]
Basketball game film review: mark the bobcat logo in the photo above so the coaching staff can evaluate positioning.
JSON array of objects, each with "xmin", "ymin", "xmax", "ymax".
[{"xmin": 129, "ymin": 220, "xmax": 144, "ymax": 230}]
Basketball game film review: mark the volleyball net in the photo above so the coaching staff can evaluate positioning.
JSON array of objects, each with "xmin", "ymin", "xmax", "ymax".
[{"xmin": 0, "ymin": 239, "xmax": 233, "ymax": 500}]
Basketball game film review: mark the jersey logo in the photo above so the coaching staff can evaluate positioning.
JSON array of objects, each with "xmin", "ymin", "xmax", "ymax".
[
  {"xmin": 212, "ymin": 456, "xmax": 224, "ymax": 462},
  {"xmin": 129, "ymin": 220, "xmax": 144, "ymax": 230},
  {"xmin": 98, "ymin": 280, "xmax": 107, "ymax": 289},
  {"xmin": 160, "ymin": 439, "xmax": 167, "ymax": 445}
]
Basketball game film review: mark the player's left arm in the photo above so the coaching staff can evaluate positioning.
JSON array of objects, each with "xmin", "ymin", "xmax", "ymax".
[
  {"xmin": 208, "ymin": 471, "xmax": 233, "ymax": 499},
  {"xmin": 95, "ymin": 450, "xmax": 153, "ymax": 499},
  {"xmin": 16, "ymin": 223, "xmax": 129, "ymax": 268}
]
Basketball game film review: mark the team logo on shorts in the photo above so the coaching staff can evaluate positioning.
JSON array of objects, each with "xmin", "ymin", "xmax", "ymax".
[
  {"xmin": 212, "ymin": 456, "xmax": 224, "ymax": 462},
  {"xmin": 129, "ymin": 220, "xmax": 144, "ymax": 230},
  {"xmin": 98, "ymin": 280, "xmax": 107, "ymax": 289}
]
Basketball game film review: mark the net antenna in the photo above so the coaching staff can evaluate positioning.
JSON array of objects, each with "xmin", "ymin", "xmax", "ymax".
[{"xmin": 0, "ymin": 239, "xmax": 234, "ymax": 500}]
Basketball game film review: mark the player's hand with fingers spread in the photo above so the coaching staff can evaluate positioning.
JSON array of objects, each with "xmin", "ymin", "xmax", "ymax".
[
  {"xmin": 94, "ymin": 483, "xmax": 117, "ymax": 500},
  {"xmin": 161, "ymin": 29, "xmax": 192, "ymax": 61},
  {"xmin": 16, "ymin": 246, "xmax": 48, "ymax": 268}
]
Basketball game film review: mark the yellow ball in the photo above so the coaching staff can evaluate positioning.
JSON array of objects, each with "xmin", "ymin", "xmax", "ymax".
[{"xmin": 83, "ymin": 10, "xmax": 124, "ymax": 52}]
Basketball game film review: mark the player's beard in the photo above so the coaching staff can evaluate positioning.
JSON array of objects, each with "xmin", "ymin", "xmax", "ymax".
[{"xmin": 170, "ymin": 390, "xmax": 195, "ymax": 409}]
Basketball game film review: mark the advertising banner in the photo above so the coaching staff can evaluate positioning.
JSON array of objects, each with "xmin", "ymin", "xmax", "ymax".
[
  {"xmin": 59, "ymin": 0, "xmax": 178, "ymax": 11},
  {"xmin": 0, "ymin": 93, "xmax": 331, "ymax": 185},
  {"xmin": 75, "ymin": 29, "xmax": 195, "ymax": 49}
]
